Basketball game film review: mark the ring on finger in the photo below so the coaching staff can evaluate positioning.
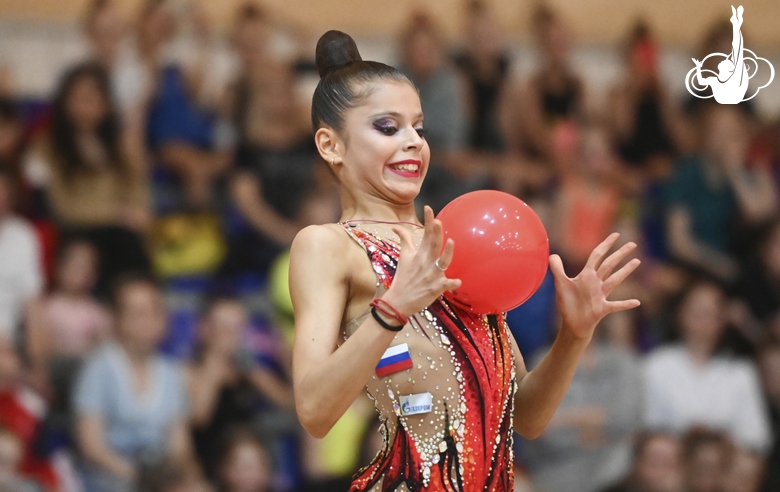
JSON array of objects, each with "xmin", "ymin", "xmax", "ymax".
[{"xmin": 435, "ymin": 258, "xmax": 447, "ymax": 271}]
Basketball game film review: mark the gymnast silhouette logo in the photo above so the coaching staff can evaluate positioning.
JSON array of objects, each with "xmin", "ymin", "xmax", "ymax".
[{"xmin": 685, "ymin": 5, "xmax": 774, "ymax": 104}]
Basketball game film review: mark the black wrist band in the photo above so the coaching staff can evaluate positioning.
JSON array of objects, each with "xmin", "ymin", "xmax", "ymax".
[{"xmin": 371, "ymin": 306, "xmax": 404, "ymax": 332}]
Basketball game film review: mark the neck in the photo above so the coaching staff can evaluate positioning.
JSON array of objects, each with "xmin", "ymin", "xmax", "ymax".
[
  {"xmin": 339, "ymin": 191, "xmax": 421, "ymax": 226},
  {"xmin": 120, "ymin": 340, "xmax": 152, "ymax": 363},
  {"xmin": 684, "ymin": 339, "xmax": 715, "ymax": 365}
]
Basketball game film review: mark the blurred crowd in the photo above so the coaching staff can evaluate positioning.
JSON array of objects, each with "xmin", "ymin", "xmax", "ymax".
[{"xmin": 0, "ymin": 0, "xmax": 778, "ymax": 491}]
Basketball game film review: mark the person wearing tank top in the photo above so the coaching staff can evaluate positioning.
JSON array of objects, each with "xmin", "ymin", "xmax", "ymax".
[{"xmin": 290, "ymin": 30, "xmax": 642, "ymax": 492}]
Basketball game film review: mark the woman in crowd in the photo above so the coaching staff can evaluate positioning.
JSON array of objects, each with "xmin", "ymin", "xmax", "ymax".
[
  {"xmin": 24, "ymin": 62, "xmax": 151, "ymax": 296},
  {"xmin": 73, "ymin": 275, "xmax": 195, "ymax": 492},
  {"xmin": 290, "ymin": 30, "xmax": 640, "ymax": 491}
]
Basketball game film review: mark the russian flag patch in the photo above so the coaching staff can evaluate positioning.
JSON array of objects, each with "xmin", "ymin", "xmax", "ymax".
[{"xmin": 376, "ymin": 343, "xmax": 413, "ymax": 378}]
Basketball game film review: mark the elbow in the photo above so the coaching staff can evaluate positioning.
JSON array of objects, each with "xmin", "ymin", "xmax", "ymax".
[
  {"xmin": 296, "ymin": 400, "xmax": 335, "ymax": 439},
  {"xmin": 515, "ymin": 423, "xmax": 545, "ymax": 440}
]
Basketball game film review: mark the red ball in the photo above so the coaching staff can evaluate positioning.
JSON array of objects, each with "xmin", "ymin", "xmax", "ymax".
[{"xmin": 437, "ymin": 190, "xmax": 550, "ymax": 314}]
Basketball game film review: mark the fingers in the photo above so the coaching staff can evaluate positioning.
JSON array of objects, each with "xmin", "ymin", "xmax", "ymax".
[
  {"xmin": 603, "ymin": 258, "xmax": 641, "ymax": 295},
  {"xmin": 585, "ymin": 233, "xmax": 620, "ymax": 271},
  {"xmin": 596, "ymin": 242, "xmax": 637, "ymax": 280},
  {"xmin": 548, "ymin": 254, "xmax": 567, "ymax": 282},
  {"xmin": 437, "ymin": 238, "xmax": 455, "ymax": 270},
  {"xmin": 391, "ymin": 225, "xmax": 415, "ymax": 256},
  {"xmin": 444, "ymin": 278, "xmax": 462, "ymax": 292},
  {"xmin": 606, "ymin": 298, "xmax": 641, "ymax": 313},
  {"xmin": 420, "ymin": 205, "xmax": 443, "ymax": 260}
]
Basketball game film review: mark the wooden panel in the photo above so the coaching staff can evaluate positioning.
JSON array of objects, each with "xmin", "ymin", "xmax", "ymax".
[{"xmin": 0, "ymin": 0, "xmax": 778, "ymax": 48}]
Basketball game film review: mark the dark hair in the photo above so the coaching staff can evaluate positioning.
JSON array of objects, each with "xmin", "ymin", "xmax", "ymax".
[
  {"xmin": 0, "ymin": 97, "xmax": 19, "ymax": 122},
  {"xmin": 682, "ymin": 427, "xmax": 734, "ymax": 463},
  {"xmin": 49, "ymin": 61, "xmax": 125, "ymax": 182},
  {"xmin": 311, "ymin": 30, "xmax": 411, "ymax": 133},
  {"xmin": 218, "ymin": 425, "xmax": 274, "ymax": 482},
  {"xmin": 109, "ymin": 272, "xmax": 160, "ymax": 312},
  {"xmin": 137, "ymin": 459, "xmax": 189, "ymax": 492}
]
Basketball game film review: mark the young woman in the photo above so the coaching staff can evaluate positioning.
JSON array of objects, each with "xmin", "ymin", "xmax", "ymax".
[{"xmin": 290, "ymin": 30, "xmax": 641, "ymax": 491}]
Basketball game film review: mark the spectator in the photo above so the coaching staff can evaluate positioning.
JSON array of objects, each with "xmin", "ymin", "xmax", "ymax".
[
  {"xmin": 0, "ymin": 336, "xmax": 60, "ymax": 490},
  {"xmin": 23, "ymin": 62, "xmax": 151, "ymax": 296},
  {"xmin": 25, "ymin": 239, "xmax": 111, "ymax": 440},
  {"xmin": 221, "ymin": 4, "xmax": 327, "ymax": 275},
  {"xmin": 0, "ymin": 426, "xmax": 42, "ymax": 492},
  {"xmin": 550, "ymin": 123, "xmax": 623, "ymax": 272},
  {"xmin": 601, "ymin": 432, "xmax": 683, "ymax": 492},
  {"xmin": 722, "ymin": 448, "xmax": 766, "ymax": 492},
  {"xmin": 664, "ymin": 104, "xmax": 777, "ymax": 284},
  {"xmin": 643, "ymin": 280, "xmax": 772, "ymax": 453},
  {"xmin": 681, "ymin": 429, "xmax": 733, "ymax": 492},
  {"xmin": 524, "ymin": 334, "xmax": 643, "ymax": 492},
  {"xmin": 453, "ymin": 0, "xmax": 510, "ymax": 152},
  {"xmin": 216, "ymin": 427, "xmax": 272, "ymax": 492},
  {"xmin": 608, "ymin": 20, "xmax": 689, "ymax": 174},
  {"xmin": 188, "ymin": 296, "xmax": 293, "ymax": 481},
  {"xmin": 502, "ymin": 3, "xmax": 584, "ymax": 160},
  {"xmin": 0, "ymin": 171, "xmax": 43, "ymax": 339},
  {"xmin": 0, "ymin": 99, "xmax": 30, "ymax": 215},
  {"xmin": 74, "ymin": 275, "xmax": 194, "ymax": 492},
  {"xmin": 398, "ymin": 11, "xmax": 483, "ymax": 213},
  {"xmin": 757, "ymin": 340, "xmax": 780, "ymax": 491},
  {"xmin": 138, "ymin": 458, "xmax": 212, "ymax": 492}
]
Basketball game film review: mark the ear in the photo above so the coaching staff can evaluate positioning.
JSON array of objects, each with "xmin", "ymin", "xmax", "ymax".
[{"xmin": 314, "ymin": 126, "xmax": 344, "ymax": 171}]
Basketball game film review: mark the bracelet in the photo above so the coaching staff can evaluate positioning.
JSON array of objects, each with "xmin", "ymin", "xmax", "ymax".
[
  {"xmin": 370, "ymin": 298, "xmax": 409, "ymax": 325},
  {"xmin": 371, "ymin": 306, "xmax": 405, "ymax": 332}
]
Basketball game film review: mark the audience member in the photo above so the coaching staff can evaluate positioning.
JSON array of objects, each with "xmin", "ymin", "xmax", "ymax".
[
  {"xmin": 138, "ymin": 458, "xmax": 212, "ymax": 492},
  {"xmin": 502, "ymin": 4, "xmax": 584, "ymax": 160},
  {"xmin": 643, "ymin": 280, "xmax": 771, "ymax": 453},
  {"xmin": 0, "ymin": 99, "xmax": 29, "ymax": 214},
  {"xmin": 23, "ymin": 62, "xmax": 151, "ymax": 296},
  {"xmin": 0, "ymin": 427, "xmax": 42, "ymax": 492},
  {"xmin": 399, "ymin": 11, "xmax": 483, "ymax": 212},
  {"xmin": 25, "ymin": 239, "xmax": 111, "ymax": 443},
  {"xmin": 453, "ymin": 0, "xmax": 510, "ymax": 152},
  {"xmin": 0, "ymin": 172, "xmax": 43, "ymax": 339},
  {"xmin": 664, "ymin": 105, "xmax": 777, "ymax": 284},
  {"xmin": 681, "ymin": 429, "xmax": 733, "ymax": 492},
  {"xmin": 757, "ymin": 341, "xmax": 780, "ymax": 492},
  {"xmin": 74, "ymin": 275, "xmax": 193, "ymax": 492},
  {"xmin": 216, "ymin": 427, "xmax": 272, "ymax": 492},
  {"xmin": 524, "ymin": 335, "xmax": 643, "ymax": 492},
  {"xmin": 608, "ymin": 21, "xmax": 689, "ymax": 175},
  {"xmin": 0, "ymin": 336, "xmax": 60, "ymax": 490},
  {"xmin": 601, "ymin": 432, "xmax": 683, "ymax": 492},
  {"xmin": 188, "ymin": 296, "xmax": 293, "ymax": 481},
  {"xmin": 722, "ymin": 448, "xmax": 766, "ymax": 492}
]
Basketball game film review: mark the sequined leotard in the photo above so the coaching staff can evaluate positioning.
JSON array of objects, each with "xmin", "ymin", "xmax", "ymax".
[{"xmin": 340, "ymin": 222, "xmax": 517, "ymax": 492}]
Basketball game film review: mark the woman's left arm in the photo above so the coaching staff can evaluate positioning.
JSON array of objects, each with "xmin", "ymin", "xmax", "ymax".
[{"xmin": 511, "ymin": 233, "xmax": 640, "ymax": 438}]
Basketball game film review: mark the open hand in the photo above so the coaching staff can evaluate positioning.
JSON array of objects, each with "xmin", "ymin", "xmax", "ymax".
[
  {"xmin": 383, "ymin": 206, "xmax": 462, "ymax": 317},
  {"xmin": 549, "ymin": 233, "xmax": 641, "ymax": 341}
]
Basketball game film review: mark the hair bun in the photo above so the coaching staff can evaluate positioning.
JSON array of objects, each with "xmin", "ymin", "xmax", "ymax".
[{"xmin": 315, "ymin": 30, "xmax": 362, "ymax": 78}]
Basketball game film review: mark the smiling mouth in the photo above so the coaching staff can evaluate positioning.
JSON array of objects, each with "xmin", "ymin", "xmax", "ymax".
[{"xmin": 387, "ymin": 160, "xmax": 421, "ymax": 176}]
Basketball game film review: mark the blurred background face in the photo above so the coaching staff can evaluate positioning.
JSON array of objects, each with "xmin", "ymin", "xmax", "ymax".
[
  {"xmin": 0, "ymin": 117, "xmax": 21, "ymax": 159},
  {"xmin": 678, "ymin": 283, "xmax": 727, "ymax": 352},
  {"xmin": 539, "ymin": 19, "xmax": 570, "ymax": 66},
  {"xmin": 139, "ymin": 2, "xmax": 176, "ymax": 51},
  {"xmin": 703, "ymin": 106, "xmax": 749, "ymax": 165},
  {"xmin": 116, "ymin": 282, "xmax": 167, "ymax": 353},
  {"xmin": 686, "ymin": 442, "xmax": 728, "ymax": 492},
  {"xmin": 58, "ymin": 242, "xmax": 99, "ymax": 295},
  {"xmin": 0, "ymin": 433, "xmax": 21, "ymax": 480},
  {"xmin": 221, "ymin": 441, "xmax": 271, "ymax": 492},
  {"xmin": 759, "ymin": 347, "xmax": 780, "ymax": 405},
  {"xmin": 203, "ymin": 300, "xmax": 246, "ymax": 355},
  {"xmin": 234, "ymin": 18, "xmax": 271, "ymax": 66},
  {"xmin": 87, "ymin": 3, "xmax": 126, "ymax": 64},
  {"xmin": 403, "ymin": 29, "xmax": 444, "ymax": 80},
  {"xmin": 65, "ymin": 75, "xmax": 109, "ymax": 132},
  {"xmin": 636, "ymin": 435, "xmax": 682, "ymax": 492},
  {"xmin": 722, "ymin": 450, "xmax": 765, "ymax": 492},
  {"xmin": 0, "ymin": 338, "xmax": 20, "ymax": 387}
]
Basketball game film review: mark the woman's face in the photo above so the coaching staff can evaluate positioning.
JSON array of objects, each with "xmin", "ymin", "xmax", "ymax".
[
  {"xmin": 336, "ymin": 80, "xmax": 430, "ymax": 206},
  {"xmin": 65, "ymin": 76, "xmax": 109, "ymax": 132},
  {"xmin": 636, "ymin": 435, "xmax": 682, "ymax": 492},
  {"xmin": 58, "ymin": 243, "xmax": 98, "ymax": 295},
  {"xmin": 204, "ymin": 301, "xmax": 246, "ymax": 355},
  {"xmin": 222, "ymin": 442, "xmax": 271, "ymax": 492},
  {"xmin": 116, "ymin": 283, "xmax": 167, "ymax": 353},
  {"xmin": 678, "ymin": 284, "xmax": 727, "ymax": 352}
]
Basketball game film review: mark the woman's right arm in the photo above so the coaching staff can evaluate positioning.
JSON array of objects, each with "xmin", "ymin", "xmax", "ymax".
[{"xmin": 291, "ymin": 208, "xmax": 459, "ymax": 438}]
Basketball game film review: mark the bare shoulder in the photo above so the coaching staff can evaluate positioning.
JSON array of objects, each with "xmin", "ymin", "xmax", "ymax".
[{"xmin": 290, "ymin": 224, "xmax": 354, "ymax": 286}]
